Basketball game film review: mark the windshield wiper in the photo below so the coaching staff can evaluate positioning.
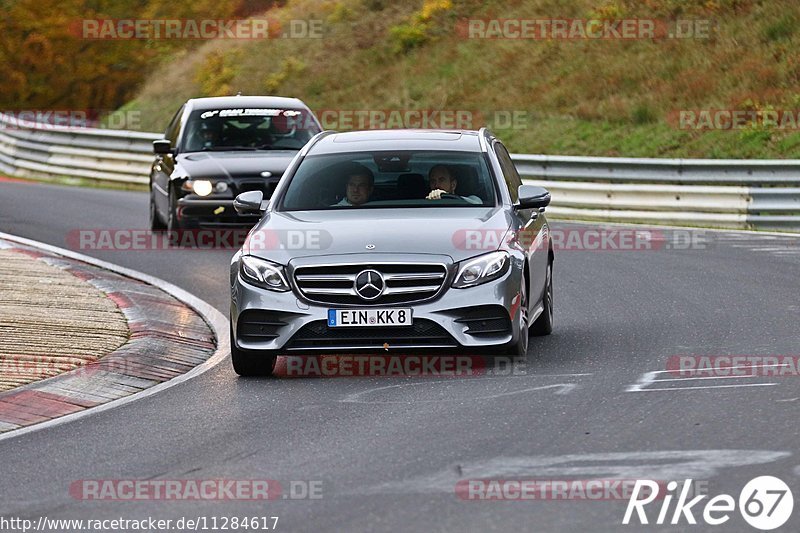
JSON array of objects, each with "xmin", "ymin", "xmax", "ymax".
[
  {"xmin": 200, "ymin": 146, "xmax": 259, "ymax": 151},
  {"xmin": 255, "ymin": 144, "xmax": 299, "ymax": 151}
]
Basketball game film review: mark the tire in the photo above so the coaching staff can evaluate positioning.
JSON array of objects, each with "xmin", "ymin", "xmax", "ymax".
[
  {"xmin": 166, "ymin": 190, "xmax": 181, "ymax": 233},
  {"xmin": 530, "ymin": 261, "xmax": 553, "ymax": 336},
  {"xmin": 510, "ymin": 283, "xmax": 529, "ymax": 357},
  {"xmin": 149, "ymin": 190, "xmax": 167, "ymax": 231},
  {"xmin": 230, "ymin": 325, "xmax": 277, "ymax": 377}
]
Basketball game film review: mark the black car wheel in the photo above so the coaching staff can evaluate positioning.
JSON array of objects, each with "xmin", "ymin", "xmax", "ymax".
[
  {"xmin": 230, "ymin": 324, "xmax": 277, "ymax": 377},
  {"xmin": 149, "ymin": 190, "xmax": 167, "ymax": 231},
  {"xmin": 531, "ymin": 261, "xmax": 553, "ymax": 336},
  {"xmin": 165, "ymin": 190, "xmax": 181, "ymax": 233},
  {"xmin": 510, "ymin": 283, "xmax": 529, "ymax": 357}
]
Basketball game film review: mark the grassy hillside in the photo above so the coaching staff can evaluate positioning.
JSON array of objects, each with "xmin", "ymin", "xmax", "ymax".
[{"xmin": 123, "ymin": 0, "xmax": 800, "ymax": 158}]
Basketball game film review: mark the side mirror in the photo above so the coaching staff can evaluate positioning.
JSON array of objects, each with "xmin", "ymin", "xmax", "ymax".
[
  {"xmin": 516, "ymin": 185, "xmax": 551, "ymax": 210},
  {"xmin": 153, "ymin": 139, "xmax": 173, "ymax": 155},
  {"xmin": 234, "ymin": 191, "xmax": 265, "ymax": 215}
]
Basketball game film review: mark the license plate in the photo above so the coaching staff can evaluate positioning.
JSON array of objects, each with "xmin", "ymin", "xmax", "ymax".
[{"xmin": 328, "ymin": 308, "xmax": 412, "ymax": 327}]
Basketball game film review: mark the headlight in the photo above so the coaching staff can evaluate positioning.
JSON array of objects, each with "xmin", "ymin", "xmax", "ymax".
[
  {"xmin": 452, "ymin": 251, "xmax": 510, "ymax": 288},
  {"xmin": 239, "ymin": 255, "xmax": 290, "ymax": 292},
  {"xmin": 181, "ymin": 179, "xmax": 215, "ymax": 196},
  {"xmin": 192, "ymin": 180, "xmax": 213, "ymax": 196}
]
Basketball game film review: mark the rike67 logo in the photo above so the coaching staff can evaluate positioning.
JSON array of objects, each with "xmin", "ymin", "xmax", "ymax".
[{"xmin": 623, "ymin": 476, "xmax": 793, "ymax": 530}]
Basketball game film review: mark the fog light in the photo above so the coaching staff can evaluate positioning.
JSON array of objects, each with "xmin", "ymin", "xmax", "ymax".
[
  {"xmin": 193, "ymin": 180, "xmax": 213, "ymax": 196},
  {"xmin": 215, "ymin": 182, "xmax": 229, "ymax": 193}
]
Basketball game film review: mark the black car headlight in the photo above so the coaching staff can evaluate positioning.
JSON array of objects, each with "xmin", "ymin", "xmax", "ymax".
[
  {"xmin": 239, "ymin": 255, "xmax": 290, "ymax": 292},
  {"xmin": 181, "ymin": 179, "xmax": 229, "ymax": 197},
  {"xmin": 452, "ymin": 251, "xmax": 510, "ymax": 288}
]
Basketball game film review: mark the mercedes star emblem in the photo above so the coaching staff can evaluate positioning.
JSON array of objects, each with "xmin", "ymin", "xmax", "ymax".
[{"xmin": 354, "ymin": 269, "xmax": 385, "ymax": 300}]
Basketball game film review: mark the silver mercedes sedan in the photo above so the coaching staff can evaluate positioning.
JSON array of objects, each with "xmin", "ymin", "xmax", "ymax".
[{"xmin": 229, "ymin": 128, "xmax": 553, "ymax": 376}]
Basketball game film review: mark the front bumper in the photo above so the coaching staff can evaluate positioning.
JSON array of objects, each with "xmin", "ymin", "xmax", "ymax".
[
  {"xmin": 230, "ymin": 255, "xmax": 524, "ymax": 355},
  {"xmin": 177, "ymin": 198, "xmax": 260, "ymax": 227}
]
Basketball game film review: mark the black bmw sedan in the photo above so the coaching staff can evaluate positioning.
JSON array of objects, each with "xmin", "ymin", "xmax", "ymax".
[{"xmin": 149, "ymin": 95, "xmax": 321, "ymax": 231}]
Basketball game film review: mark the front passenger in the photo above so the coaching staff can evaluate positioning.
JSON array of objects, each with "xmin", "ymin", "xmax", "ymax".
[{"xmin": 333, "ymin": 165, "xmax": 375, "ymax": 206}]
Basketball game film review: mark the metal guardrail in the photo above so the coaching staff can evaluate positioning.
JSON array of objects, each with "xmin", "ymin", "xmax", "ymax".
[
  {"xmin": 514, "ymin": 154, "xmax": 800, "ymax": 230},
  {"xmin": 0, "ymin": 114, "xmax": 158, "ymax": 185},
  {"xmin": 1, "ymin": 113, "xmax": 798, "ymax": 230}
]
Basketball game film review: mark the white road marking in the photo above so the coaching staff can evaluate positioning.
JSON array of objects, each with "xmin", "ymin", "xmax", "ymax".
[
  {"xmin": 341, "ymin": 381, "xmax": 578, "ymax": 404},
  {"xmin": 626, "ymin": 371, "xmax": 658, "ymax": 392},
  {"xmin": 635, "ymin": 383, "xmax": 777, "ymax": 392},
  {"xmin": 353, "ymin": 450, "xmax": 791, "ymax": 495},
  {"xmin": 627, "ymin": 364, "xmax": 786, "ymax": 392},
  {"xmin": 530, "ymin": 373, "xmax": 594, "ymax": 377},
  {"xmin": 654, "ymin": 374, "xmax": 771, "ymax": 382}
]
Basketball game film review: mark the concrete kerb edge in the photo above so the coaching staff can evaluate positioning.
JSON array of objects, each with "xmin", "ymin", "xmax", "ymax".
[{"xmin": 0, "ymin": 231, "xmax": 229, "ymax": 443}]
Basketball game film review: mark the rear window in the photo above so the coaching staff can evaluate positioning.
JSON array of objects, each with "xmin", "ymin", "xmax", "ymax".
[{"xmin": 280, "ymin": 151, "xmax": 496, "ymax": 211}]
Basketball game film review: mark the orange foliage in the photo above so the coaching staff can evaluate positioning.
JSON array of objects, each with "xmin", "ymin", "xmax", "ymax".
[{"xmin": 0, "ymin": 0, "xmax": 281, "ymax": 111}]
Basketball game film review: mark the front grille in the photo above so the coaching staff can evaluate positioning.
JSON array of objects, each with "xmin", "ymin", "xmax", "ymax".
[
  {"xmin": 286, "ymin": 319, "xmax": 457, "ymax": 350},
  {"xmin": 235, "ymin": 178, "xmax": 279, "ymax": 198},
  {"xmin": 293, "ymin": 263, "xmax": 448, "ymax": 305},
  {"xmin": 455, "ymin": 306, "xmax": 512, "ymax": 337},
  {"xmin": 237, "ymin": 310, "xmax": 292, "ymax": 343}
]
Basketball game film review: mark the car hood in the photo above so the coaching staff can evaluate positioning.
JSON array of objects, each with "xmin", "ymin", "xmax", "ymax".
[
  {"xmin": 244, "ymin": 207, "xmax": 514, "ymax": 264},
  {"xmin": 176, "ymin": 151, "xmax": 296, "ymax": 180}
]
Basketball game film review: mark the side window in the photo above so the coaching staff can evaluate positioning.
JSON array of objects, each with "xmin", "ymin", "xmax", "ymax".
[
  {"xmin": 494, "ymin": 142, "xmax": 522, "ymax": 202},
  {"xmin": 164, "ymin": 105, "xmax": 184, "ymax": 146}
]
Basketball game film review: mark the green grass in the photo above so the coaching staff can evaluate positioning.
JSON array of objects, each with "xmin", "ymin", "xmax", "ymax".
[{"xmin": 121, "ymin": 0, "xmax": 800, "ymax": 158}]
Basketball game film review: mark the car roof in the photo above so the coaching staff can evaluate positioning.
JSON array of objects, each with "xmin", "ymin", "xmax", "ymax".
[
  {"xmin": 308, "ymin": 129, "xmax": 483, "ymax": 155},
  {"xmin": 185, "ymin": 96, "xmax": 309, "ymax": 111}
]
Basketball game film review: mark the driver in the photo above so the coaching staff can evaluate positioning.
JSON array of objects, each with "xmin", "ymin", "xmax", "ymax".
[
  {"xmin": 426, "ymin": 165, "xmax": 481, "ymax": 204},
  {"xmin": 196, "ymin": 121, "xmax": 220, "ymax": 149}
]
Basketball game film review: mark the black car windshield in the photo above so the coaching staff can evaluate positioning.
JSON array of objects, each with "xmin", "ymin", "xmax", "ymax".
[
  {"xmin": 181, "ymin": 108, "xmax": 320, "ymax": 152},
  {"xmin": 280, "ymin": 151, "xmax": 496, "ymax": 210}
]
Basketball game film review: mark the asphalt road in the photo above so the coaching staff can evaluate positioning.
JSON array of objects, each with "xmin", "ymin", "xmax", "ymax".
[{"xmin": 1, "ymin": 179, "xmax": 800, "ymax": 532}]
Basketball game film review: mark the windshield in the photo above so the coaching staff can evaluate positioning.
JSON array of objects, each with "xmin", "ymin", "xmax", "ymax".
[
  {"xmin": 280, "ymin": 150, "xmax": 497, "ymax": 211},
  {"xmin": 181, "ymin": 108, "xmax": 320, "ymax": 152}
]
